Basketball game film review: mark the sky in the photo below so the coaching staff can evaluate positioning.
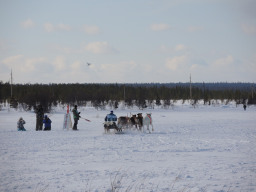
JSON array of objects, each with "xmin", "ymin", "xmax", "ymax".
[{"xmin": 0, "ymin": 0, "xmax": 256, "ymax": 84}]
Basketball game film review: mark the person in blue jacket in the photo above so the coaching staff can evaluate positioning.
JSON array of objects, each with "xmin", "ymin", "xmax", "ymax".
[
  {"xmin": 17, "ymin": 117, "xmax": 26, "ymax": 131},
  {"xmin": 43, "ymin": 115, "xmax": 52, "ymax": 131},
  {"xmin": 105, "ymin": 111, "xmax": 117, "ymax": 122}
]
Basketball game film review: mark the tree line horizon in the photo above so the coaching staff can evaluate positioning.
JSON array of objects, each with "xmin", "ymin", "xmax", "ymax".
[{"xmin": 0, "ymin": 82, "xmax": 255, "ymax": 112}]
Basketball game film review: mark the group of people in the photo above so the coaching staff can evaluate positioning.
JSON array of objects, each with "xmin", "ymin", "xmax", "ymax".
[
  {"xmin": 17, "ymin": 104, "xmax": 81, "ymax": 131},
  {"xmin": 17, "ymin": 104, "xmax": 117, "ymax": 131},
  {"xmin": 17, "ymin": 114, "xmax": 52, "ymax": 131},
  {"xmin": 17, "ymin": 105, "xmax": 52, "ymax": 131}
]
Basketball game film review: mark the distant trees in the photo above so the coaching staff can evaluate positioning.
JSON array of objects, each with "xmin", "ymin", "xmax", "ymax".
[{"xmin": 0, "ymin": 82, "xmax": 255, "ymax": 111}]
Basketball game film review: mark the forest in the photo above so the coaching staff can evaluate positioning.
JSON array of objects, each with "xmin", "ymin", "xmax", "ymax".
[{"xmin": 0, "ymin": 82, "xmax": 255, "ymax": 112}]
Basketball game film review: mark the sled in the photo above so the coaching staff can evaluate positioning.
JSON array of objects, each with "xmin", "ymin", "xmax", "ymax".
[{"xmin": 104, "ymin": 121, "xmax": 122, "ymax": 134}]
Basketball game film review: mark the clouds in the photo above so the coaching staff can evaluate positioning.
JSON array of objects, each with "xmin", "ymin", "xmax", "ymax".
[
  {"xmin": 175, "ymin": 44, "xmax": 187, "ymax": 52},
  {"xmin": 2, "ymin": 55, "xmax": 24, "ymax": 67},
  {"xmin": 0, "ymin": 39, "xmax": 10, "ymax": 52},
  {"xmin": 1, "ymin": 1, "xmax": 255, "ymax": 83},
  {"xmin": 1, "ymin": 54, "xmax": 81, "ymax": 83},
  {"xmin": 2, "ymin": 55, "xmax": 47, "ymax": 72},
  {"xmin": 1, "ymin": 51, "xmax": 254, "ymax": 84},
  {"xmin": 84, "ymin": 41, "xmax": 117, "ymax": 54},
  {"xmin": 44, "ymin": 22, "xmax": 55, "ymax": 32},
  {"xmin": 21, "ymin": 20, "xmax": 103, "ymax": 36},
  {"xmin": 165, "ymin": 55, "xmax": 187, "ymax": 71},
  {"xmin": 159, "ymin": 44, "xmax": 189, "ymax": 55},
  {"xmin": 188, "ymin": 26, "xmax": 203, "ymax": 32},
  {"xmin": 44, "ymin": 22, "xmax": 71, "ymax": 32},
  {"xmin": 164, "ymin": 53, "xmax": 235, "ymax": 72},
  {"xmin": 213, "ymin": 55, "xmax": 234, "ymax": 67},
  {"xmin": 150, "ymin": 23, "xmax": 170, "ymax": 31},
  {"xmin": 83, "ymin": 25, "xmax": 100, "ymax": 35},
  {"xmin": 21, "ymin": 19, "xmax": 99, "ymax": 34},
  {"xmin": 2, "ymin": 54, "xmax": 61, "ymax": 74},
  {"xmin": 20, "ymin": 19, "xmax": 35, "ymax": 29},
  {"xmin": 94, "ymin": 60, "xmax": 138, "ymax": 82},
  {"xmin": 0, "ymin": 51, "xmax": 139, "ymax": 83},
  {"xmin": 242, "ymin": 24, "xmax": 256, "ymax": 35},
  {"xmin": 158, "ymin": 43, "xmax": 249, "ymax": 81},
  {"xmin": 52, "ymin": 56, "xmax": 67, "ymax": 71},
  {"xmin": 160, "ymin": 42, "xmax": 247, "ymax": 81},
  {"xmin": 50, "ymin": 41, "xmax": 118, "ymax": 55},
  {"xmin": 20, "ymin": 19, "xmax": 72, "ymax": 32}
]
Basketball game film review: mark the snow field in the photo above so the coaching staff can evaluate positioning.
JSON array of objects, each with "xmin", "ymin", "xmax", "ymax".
[{"xmin": 0, "ymin": 104, "xmax": 256, "ymax": 192}]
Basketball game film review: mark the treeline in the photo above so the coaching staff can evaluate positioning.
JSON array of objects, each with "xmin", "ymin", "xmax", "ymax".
[{"xmin": 0, "ymin": 82, "xmax": 255, "ymax": 111}]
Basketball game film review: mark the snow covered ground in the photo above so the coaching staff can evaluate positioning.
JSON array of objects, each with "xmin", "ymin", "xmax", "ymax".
[{"xmin": 0, "ymin": 102, "xmax": 256, "ymax": 192}]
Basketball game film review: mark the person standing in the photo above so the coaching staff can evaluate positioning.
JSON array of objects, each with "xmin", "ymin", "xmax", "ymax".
[
  {"xmin": 72, "ymin": 105, "xmax": 81, "ymax": 130},
  {"xmin": 17, "ymin": 117, "xmax": 26, "ymax": 131},
  {"xmin": 243, "ymin": 104, "xmax": 247, "ymax": 111},
  {"xmin": 43, "ymin": 115, "xmax": 52, "ymax": 131},
  {"xmin": 35, "ymin": 105, "xmax": 44, "ymax": 131}
]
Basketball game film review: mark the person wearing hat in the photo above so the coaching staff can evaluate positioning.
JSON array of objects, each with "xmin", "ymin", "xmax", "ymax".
[
  {"xmin": 105, "ymin": 110, "xmax": 117, "ymax": 122},
  {"xmin": 72, "ymin": 105, "xmax": 81, "ymax": 130},
  {"xmin": 43, "ymin": 115, "xmax": 52, "ymax": 131},
  {"xmin": 17, "ymin": 117, "xmax": 26, "ymax": 131}
]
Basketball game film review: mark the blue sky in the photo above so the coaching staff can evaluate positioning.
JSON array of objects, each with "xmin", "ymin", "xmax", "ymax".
[{"xmin": 0, "ymin": 0, "xmax": 255, "ymax": 84}]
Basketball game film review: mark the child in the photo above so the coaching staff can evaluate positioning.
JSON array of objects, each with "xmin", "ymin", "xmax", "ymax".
[
  {"xmin": 43, "ymin": 115, "xmax": 52, "ymax": 131},
  {"xmin": 17, "ymin": 117, "xmax": 26, "ymax": 131}
]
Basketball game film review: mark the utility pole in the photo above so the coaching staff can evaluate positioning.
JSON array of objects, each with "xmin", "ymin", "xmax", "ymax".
[
  {"xmin": 11, "ymin": 69, "xmax": 13, "ymax": 98},
  {"xmin": 124, "ymin": 85, "xmax": 126, "ymax": 101},
  {"xmin": 10, "ymin": 68, "xmax": 18, "ymax": 109},
  {"xmin": 190, "ymin": 74, "xmax": 192, "ymax": 99},
  {"xmin": 252, "ymin": 85, "xmax": 254, "ymax": 99},
  {"xmin": 203, "ymin": 81, "xmax": 205, "ymax": 104}
]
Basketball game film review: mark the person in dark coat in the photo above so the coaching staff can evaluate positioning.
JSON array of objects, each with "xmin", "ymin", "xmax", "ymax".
[
  {"xmin": 72, "ymin": 105, "xmax": 81, "ymax": 130},
  {"xmin": 243, "ymin": 104, "xmax": 247, "ymax": 111},
  {"xmin": 17, "ymin": 117, "xmax": 26, "ymax": 131},
  {"xmin": 43, "ymin": 115, "xmax": 52, "ymax": 131},
  {"xmin": 35, "ymin": 105, "xmax": 44, "ymax": 131}
]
